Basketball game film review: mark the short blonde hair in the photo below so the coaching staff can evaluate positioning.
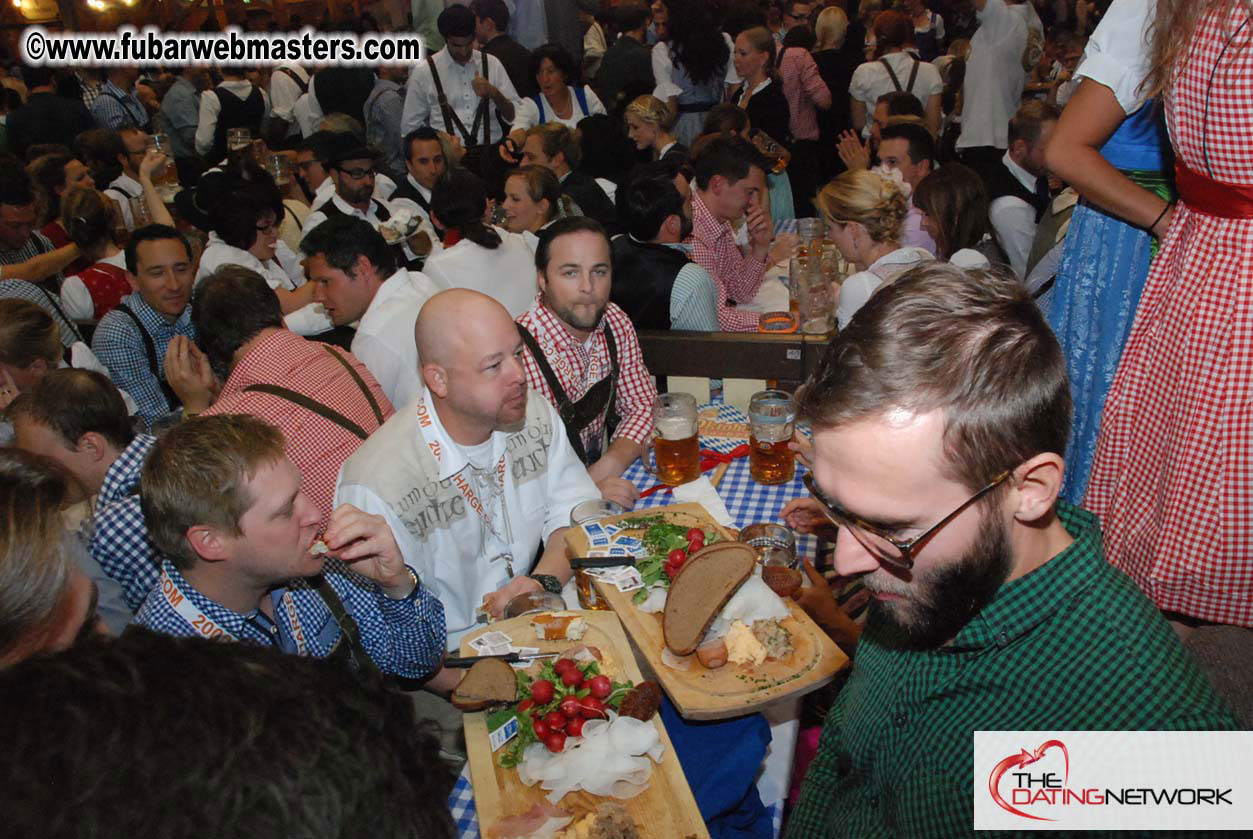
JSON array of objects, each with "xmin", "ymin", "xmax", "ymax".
[
  {"xmin": 0, "ymin": 299, "xmax": 61, "ymax": 369},
  {"xmin": 816, "ymin": 169, "xmax": 908, "ymax": 244},
  {"xmin": 624, "ymin": 94, "xmax": 675, "ymax": 130},
  {"xmin": 140, "ymin": 414, "xmax": 287, "ymax": 570},
  {"xmin": 814, "ymin": 6, "xmax": 849, "ymax": 51}
]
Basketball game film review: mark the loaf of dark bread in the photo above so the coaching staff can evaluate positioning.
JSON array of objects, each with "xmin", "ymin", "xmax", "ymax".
[
  {"xmin": 662, "ymin": 541, "xmax": 756, "ymax": 655},
  {"xmin": 450, "ymin": 657, "xmax": 518, "ymax": 711},
  {"xmin": 618, "ymin": 680, "xmax": 662, "ymax": 721}
]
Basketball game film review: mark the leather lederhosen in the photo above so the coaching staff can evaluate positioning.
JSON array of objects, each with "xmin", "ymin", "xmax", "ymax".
[{"xmin": 515, "ymin": 321, "xmax": 621, "ymax": 465}]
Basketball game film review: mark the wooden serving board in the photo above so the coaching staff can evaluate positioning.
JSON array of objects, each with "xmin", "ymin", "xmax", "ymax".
[
  {"xmin": 565, "ymin": 503, "xmax": 850, "ymax": 721},
  {"xmin": 461, "ymin": 610, "xmax": 708, "ymax": 839}
]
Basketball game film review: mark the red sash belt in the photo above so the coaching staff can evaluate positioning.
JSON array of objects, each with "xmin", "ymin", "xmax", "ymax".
[{"xmin": 1175, "ymin": 161, "xmax": 1253, "ymax": 219}]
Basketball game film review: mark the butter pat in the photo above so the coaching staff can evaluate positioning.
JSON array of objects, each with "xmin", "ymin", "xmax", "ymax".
[{"xmin": 725, "ymin": 620, "xmax": 768, "ymax": 666}]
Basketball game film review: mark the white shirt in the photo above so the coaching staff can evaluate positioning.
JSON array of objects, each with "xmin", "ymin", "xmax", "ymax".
[
  {"xmin": 836, "ymin": 246, "xmax": 933, "ymax": 329},
  {"xmin": 304, "ymin": 192, "xmax": 395, "ymax": 237},
  {"xmin": 269, "ymin": 63, "xmax": 309, "ymax": 124},
  {"xmin": 195, "ymin": 80, "xmax": 270, "ymax": 157},
  {"xmin": 400, "ymin": 47, "xmax": 520, "ymax": 142},
  {"xmin": 351, "ymin": 267, "xmax": 441, "ymax": 409},
  {"xmin": 388, "ymin": 175, "xmax": 445, "ymax": 257},
  {"xmin": 335, "ymin": 387, "xmax": 600, "ymax": 649},
  {"xmin": 849, "ymin": 53, "xmax": 943, "ymax": 132},
  {"xmin": 583, "ymin": 21, "xmax": 607, "ymax": 79},
  {"xmin": 104, "ymin": 173, "xmax": 142, "ymax": 231},
  {"xmin": 956, "ymin": 0, "xmax": 1027, "ymax": 150},
  {"xmin": 195, "ymin": 235, "xmax": 333, "ymax": 336},
  {"xmin": 421, "ymin": 226, "xmax": 539, "ymax": 318},
  {"xmin": 511, "ymin": 85, "xmax": 607, "ymax": 131},
  {"xmin": 1075, "ymin": 0, "xmax": 1154, "ymax": 115},
  {"xmin": 1008, "ymin": 1, "xmax": 1045, "ymax": 71},
  {"xmin": 988, "ymin": 151, "xmax": 1039, "ymax": 279},
  {"xmin": 293, "ymin": 91, "xmax": 319, "ymax": 138},
  {"xmin": 60, "ymin": 250, "xmax": 127, "ymax": 321}
]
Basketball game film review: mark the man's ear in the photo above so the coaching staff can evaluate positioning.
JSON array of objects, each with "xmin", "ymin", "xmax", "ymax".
[
  {"xmin": 663, "ymin": 213, "xmax": 682, "ymax": 239},
  {"xmin": 535, "ymin": 268, "xmax": 549, "ymax": 296},
  {"xmin": 185, "ymin": 525, "xmax": 229, "ymax": 563},
  {"xmin": 1009, "ymin": 452, "xmax": 1064, "ymax": 525},
  {"xmin": 423, "ymin": 363, "xmax": 450, "ymax": 399},
  {"xmin": 75, "ymin": 431, "xmax": 108, "ymax": 464}
]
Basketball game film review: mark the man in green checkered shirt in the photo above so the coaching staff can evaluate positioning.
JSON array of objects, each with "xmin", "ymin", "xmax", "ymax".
[{"xmin": 781, "ymin": 264, "xmax": 1238, "ymax": 838}]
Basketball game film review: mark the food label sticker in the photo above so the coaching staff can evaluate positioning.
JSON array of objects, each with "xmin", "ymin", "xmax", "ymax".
[
  {"xmin": 605, "ymin": 524, "xmax": 622, "ymax": 537},
  {"xmin": 614, "ymin": 568, "xmax": 645, "ymax": 593},
  {"xmin": 613, "ymin": 536, "xmax": 643, "ymax": 550},
  {"xmin": 487, "ymin": 708, "xmax": 519, "ymax": 752},
  {"xmin": 587, "ymin": 547, "xmax": 611, "ymax": 557},
  {"xmin": 607, "ymin": 545, "xmax": 633, "ymax": 556}
]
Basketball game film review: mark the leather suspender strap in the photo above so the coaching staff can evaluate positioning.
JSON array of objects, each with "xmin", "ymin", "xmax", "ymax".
[
  {"xmin": 879, "ymin": 57, "xmax": 920, "ymax": 94},
  {"xmin": 428, "ymin": 55, "xmax": 492, "ymax": 147},
  {"xmin": 113, "ymin": 303, "xmax": 181, "ymax": 410},
  {"xmin": 515, "ymin": 322, "xmax": 570, "ymax": 407},
  {"xmin": 311, "ymin": 573, "xmax": 383, "ymax": 678},
  {"xmin": 34, "ymin": 277, "xmax": 85, "ymax": 344},
  {"xmin": 276, "ymin": 66, "xmax": 308, "ymax": 94},
  {"xmin": 242, "ymin": 383, "xmax": 371, "ymax": 440},
  {"xmin": 321, "ymin": 344, "xmax": 385, "ymax": 426}
]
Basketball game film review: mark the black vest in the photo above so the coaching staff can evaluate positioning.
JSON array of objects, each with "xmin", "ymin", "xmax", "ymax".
[
  {"xmin": 209, "ymin": 84, "xmax": 265, "ymax": 165},
  {"xmin": 984, "ymin": 160, "xmax": 1048, "ymax": 221},
  {"xmin": 609, "ymin": 235, "xmax": 690, "ymax": 330},
  {"xmin": 314, "ymin": 67, "xmax": 376, "ymax": 125},
  {"xmin": 391, "ymin": 176, "xmax": 432, "ymax": 214}
]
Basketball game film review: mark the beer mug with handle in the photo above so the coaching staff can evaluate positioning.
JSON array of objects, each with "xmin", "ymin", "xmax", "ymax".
[
  {"xmin": 749, "ymin": 389, "xmax": 796, "ymax": 485},
  {"xmin": 644, "ymin": 392, "xmax": 701, "ymax": 486}
]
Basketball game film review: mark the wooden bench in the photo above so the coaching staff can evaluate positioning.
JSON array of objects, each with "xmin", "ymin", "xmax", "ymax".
[{"xmin": 636, "ymin": 329, "xmax": 835, "ymax": 392}]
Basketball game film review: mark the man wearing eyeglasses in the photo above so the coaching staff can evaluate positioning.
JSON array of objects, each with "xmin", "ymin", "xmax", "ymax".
[
  {"xmin": 302, "ymin": 135, "xmax": 398, "ymax": 238},
  {"xmin": 782, "ymin": 263, "xmax": 1236, "ymax": 838}
]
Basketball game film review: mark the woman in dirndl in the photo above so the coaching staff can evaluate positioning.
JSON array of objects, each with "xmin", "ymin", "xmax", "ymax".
[
  {"xmin": 1040, "ymin": 0, "xmax": 1173, "ymax": 504},
  {"xmin": 1086, "ymin": 0, "xmax": 1253, "ymax": 631}
]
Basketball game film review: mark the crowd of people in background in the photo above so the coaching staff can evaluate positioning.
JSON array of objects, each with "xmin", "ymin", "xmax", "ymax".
[{"xmin": 1, "ymin": 0, "xmax": 1252, "ymax": 835}]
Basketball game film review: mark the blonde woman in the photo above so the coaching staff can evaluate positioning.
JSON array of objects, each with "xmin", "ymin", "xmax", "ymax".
[
  {"xmin": 624, "ymin": 95, "xmax": 687, "ymax": 163},
  {"xmin": 813, "ymin": 6, "xmax": 861, "ymax": 181},
  {"xmin": 817, "ymin": 169, "xmax": 932, "ymax": 329}
]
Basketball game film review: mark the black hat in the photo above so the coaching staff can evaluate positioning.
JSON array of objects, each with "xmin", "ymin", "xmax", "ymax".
[
  {"xmin": 172, "ymin": 169, "xmax": 236, "ymax": 231},
  {"xmin": 438, "ymin": 4, "xmax": 476, "ymax": 38},
  {"xmin": 324, "ymin": 132, "xmax": 383, "ymax": 168}
]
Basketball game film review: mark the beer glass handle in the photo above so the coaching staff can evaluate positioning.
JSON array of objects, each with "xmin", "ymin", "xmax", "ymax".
[{"xmin": 641, "ymin": 435, "xmax": 659, "ymax": 476}]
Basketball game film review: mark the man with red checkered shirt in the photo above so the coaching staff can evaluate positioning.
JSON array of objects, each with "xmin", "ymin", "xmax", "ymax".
[
  {"xmin": 515, "ymin": 217, "xmax": 657, "ymax": 510},
  {"xmin": 164, "ymin": 265, "xmax": 394, "ymax": 525},
  {"xmin": 687, "ymin": 135, "xmax": 784, "ymax": 332}
]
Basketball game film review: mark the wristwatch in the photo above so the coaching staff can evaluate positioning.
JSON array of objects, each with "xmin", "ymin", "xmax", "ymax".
[{"xmin": 527, "ymin": 573, "xmax": 563, "ymax": 594}]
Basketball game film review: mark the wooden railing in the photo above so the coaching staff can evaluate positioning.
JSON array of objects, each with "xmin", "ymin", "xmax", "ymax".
[{"xmin": 636, "ymin": 329, "xmax": 835, "ymax": 392}]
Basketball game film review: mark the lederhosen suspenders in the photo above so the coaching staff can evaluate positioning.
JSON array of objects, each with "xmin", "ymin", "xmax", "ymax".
[
  {"xmin": 242, "ymin": 345, "xmax": 385, "ymax": 441},
  {"xmin": 311, "ymin": 573, "xmax": 384, "ymax": 677},
  {"xmin": 880, "ymin": 56, "xmax": 921, "ymax": 95},
  {"xmin": 275, "ymin": 66, "xmax": 309, "ymax": 95},
  {"xmin": 427, "ymin": 50, "xmax": 502, "ymax": 147},
  {"xmin": 112, "ymin": 303, "xmax": 182, "ymax": 411},
  {"xmin": 515, "ymin": 322, "xmax": 621, "ymax": 465}
]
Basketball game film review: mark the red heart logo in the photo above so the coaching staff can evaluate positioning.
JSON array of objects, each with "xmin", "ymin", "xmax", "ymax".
[{"xmin": 988, "ymin": 739, "xmax": 1070, "ymax": 821}]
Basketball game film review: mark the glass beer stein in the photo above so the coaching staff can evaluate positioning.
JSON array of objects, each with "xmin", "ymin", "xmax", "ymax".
[
  {"xmin": 645, "ymin": 392, "xmax": 701, "ymax": 486},
  {"xmin": 749, "ymin": 389, "xmax": 796, "ymax": 485}
]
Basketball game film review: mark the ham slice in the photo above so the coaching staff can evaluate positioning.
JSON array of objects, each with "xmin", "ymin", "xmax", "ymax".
[{"xmin": 488, "ymin": 803, "xmax": 573, "ymax": 838}]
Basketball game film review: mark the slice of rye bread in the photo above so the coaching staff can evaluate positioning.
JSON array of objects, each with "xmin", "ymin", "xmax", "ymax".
[
  {"xmin": 450, "ymin": 657, "xmax": 518, "ymax": 711},
  {"xmin": 663, "ymin": 541, "xmax": 757, "ymax": 655}
]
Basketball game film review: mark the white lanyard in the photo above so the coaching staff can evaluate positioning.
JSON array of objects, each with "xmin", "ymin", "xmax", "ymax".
[{"xmin": 160, "ymin": 567, "xmax": 237, "ymax": 642}]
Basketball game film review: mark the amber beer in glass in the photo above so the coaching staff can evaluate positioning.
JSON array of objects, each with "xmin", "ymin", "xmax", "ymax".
[
  {"xmin": 650, "ymin": 393, "xmax": 700, "ymax": 486},
  {"xmin": 749, "ymin": 389, "xmax": 796, "ymax": 485}
]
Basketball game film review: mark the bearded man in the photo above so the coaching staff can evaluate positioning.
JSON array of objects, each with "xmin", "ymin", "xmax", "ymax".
[
  {"xmin": 514, "ymin": 216, "xmax": 658, "ymax": 510},
  {"xmin": 781, "ymin": 263, "xmax": 1236, "ymax": 838}
]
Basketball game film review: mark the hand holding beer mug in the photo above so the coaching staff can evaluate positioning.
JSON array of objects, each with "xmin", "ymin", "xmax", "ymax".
[
  {"xmin": 645, "ymin": 393, "xmax": 701, "ymax": 486},
  {"xmin": 749, "ymin": 390, "xmax": 796, "ymax": 485}
]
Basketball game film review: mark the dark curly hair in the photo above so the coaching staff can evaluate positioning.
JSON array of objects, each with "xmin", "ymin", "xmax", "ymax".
[{"xmin": 666, "ymin": 0, "xmax": 731, "ymax": 86}]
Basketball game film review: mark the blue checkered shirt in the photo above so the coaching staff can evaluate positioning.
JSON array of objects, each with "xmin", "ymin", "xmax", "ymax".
[
  {"xmin": 135, "ymin": 559, "xmax": 447, "ymax": 679},
  {"xmin": 90, "ymin": 80, "xmax": 148, "ymax": 130},
  {"xmin": 90, "ymin": 434, "xmax": 159, "ymax": 611},
  {"xmin": 0, "ymin": 279, "xmax": 81, "ymax": 347},
  {"xmin": 91, "ymin": 292, "xmax": 194, "ymax": 428}
]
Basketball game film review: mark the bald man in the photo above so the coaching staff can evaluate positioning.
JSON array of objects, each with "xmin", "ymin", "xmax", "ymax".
[{"xmin": 336, "ymin": 289, "xmax": 601, "ymax": 664}]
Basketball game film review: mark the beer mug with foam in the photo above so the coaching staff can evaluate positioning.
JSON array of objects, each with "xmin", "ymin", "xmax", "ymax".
[
  {"xmin": 645, "ymin": 393, "xmax": 701, "ymax": 486},
  {"xmin": 749, "ymin": 389, "xmax": 796, "ymax": 485}
]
